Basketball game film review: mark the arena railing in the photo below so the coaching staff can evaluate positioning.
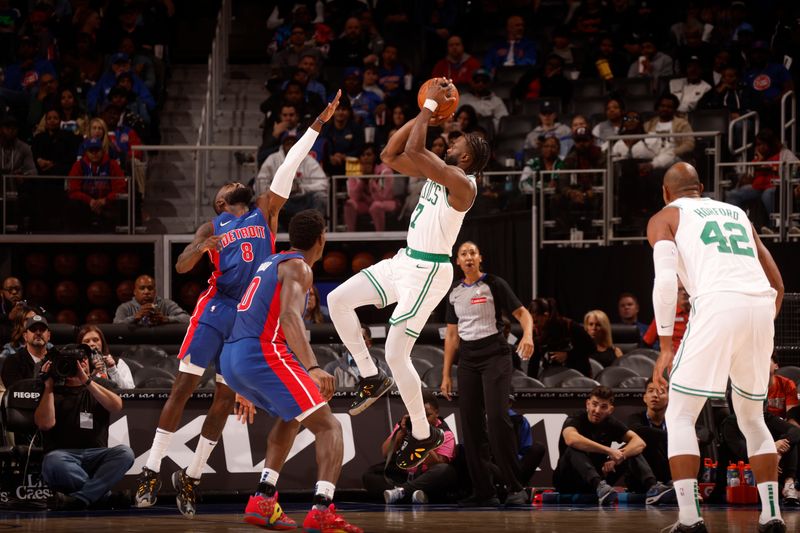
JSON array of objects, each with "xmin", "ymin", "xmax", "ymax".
[
  {"xmin": 1, "ymin": 174, "xmax": 133, "ymax": 234},
  {"xmin": 781, "ymin": 90, "xmax": 796, "ymax": 154},
  {"xmin": 728, "ymin": 111, "xmax": 760, "ymax": 164}
]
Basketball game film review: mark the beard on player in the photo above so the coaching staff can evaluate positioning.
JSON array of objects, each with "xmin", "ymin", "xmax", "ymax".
[{"xmin": 225, "ymin": 185, "xmax": 255, "ymax": 207}]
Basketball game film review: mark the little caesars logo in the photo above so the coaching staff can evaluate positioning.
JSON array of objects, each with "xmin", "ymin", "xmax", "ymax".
[{"xmin": 0, "ymin": 474, "xmax": 52, "ymax": 503}]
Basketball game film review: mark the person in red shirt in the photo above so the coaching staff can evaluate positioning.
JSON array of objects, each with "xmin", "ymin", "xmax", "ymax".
[
  {"xmin": 768, "ymin": 356, "xmax": 799, "ymax": 419},
  {"xmin": 67, "ymin": 137, "xmax": 126, "ymax": 231},
  {"xmin": 431, "ymin": 35, "xmax": 481, "ymax": 85},
  {"xmin": 644, "ymin": 281, "xmax": 690, "ymax": 352}
]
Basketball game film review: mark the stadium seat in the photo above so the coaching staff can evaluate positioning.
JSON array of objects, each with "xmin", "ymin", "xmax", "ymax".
[
  {"xmin": 423, "ymin": 365, "xmax": 444, "ymax": 389},
  {"xmin": 776, "ymin": 365, "xmax": 800, "ymax": 385},
  {"xmin": 595, "ymin": 366, "xmax": 639, "ymax": 388},
  {"xmin": 611, "ymin": 77, "xmax": 652, "ymax": 98},
  {"xmin": 1, "ymin": 379, "xmax": 43, "ymax": 457},
  {"xmin": 124, "ymin": 358, "xmax": 144, "ymax": 377},
  {"xmin": 312, "ymin": 344, "xmax": 340, "ymax": 367},
  {"xmin": 689, "ymin": 109, "xmax": 729, "ymax": 133},
  {"xmin": 617, "ymin": 376, "xmax": 649, "ymax": 389},
  {"xmin": 492, "ymin": 82, "xmax": 515, "ymax": 101},
  {"xmin": 476, "ymin": 115, "xmax": 495, "ymax": 139},
  {"xmin": 617, "ymin": 343, "xmax": 639, "ymax": 354},
  {"xmin": 511, "ymin": 375, "xmax": 546, "ymax": 390},
  {"xmin": 560, "ymin": 376, "xmax": 601, "ymax": 388},
  {"xmin": 589, "ymin": 358, "xmax": 604, "ymax": 377},
  {"xmin": 571, "ymin": 96, "xmax": 607, "ymax": 118},
  {"xmin": 369, "ymin": 346, "xmax": 386, "ymax": 361},
  {"xmin": 495, "ymin": 137, "xmax": 525, "ymax": 166},
  {"xmin": 497, "ymin": 115, "xmax": 535, "ymax": 139},
  {"xmin": 539, "ymin": 367, "xmax": 584, "ymax": 387},
  {"xmin": 626, "ymin": 96, "xmax": 656, "ymax": 114},
  {"xmin": 323, "ymin": 360, "xmax": 339, "ymax": 375},
  {"xmin": 572, "ymin": 79, "xmax": 606, "ymax": 100},
  {"xmin": 517, "ymin": 98, "xmax": 561, "ymax": 117},
  {"xmin": 610, "ymin": 324, "xmax": 640, "ymax": 345},
  {"xmin": 494, "ymin": 66, "xmax": 529, "ymax": 85},
  {"xmin": 134, "ymin": 367, "xmax": 177, "ymax": 388},
  {"xmin": 411, "ymin": 345, "xmax": 445, "ymax": 365},
  {"xmin": 616, "ymin": 354, "xmax": 656, "ymax": 377},
  {"xmin": 412, "ymin": 358, "xmax": 434, "ymax": 377},
  {"xmin": 622, "ymin": 348, "xmax": 659, "ymax": 361},
  {"xmin": 139, "ymin": 376, "xmax": 176, "ymax": 388}
]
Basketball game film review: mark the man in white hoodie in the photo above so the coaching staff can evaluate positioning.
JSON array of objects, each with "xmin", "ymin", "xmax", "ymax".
[{"xmin": 256, "ymin": 132, "xmax": 329, "ymax": 224}]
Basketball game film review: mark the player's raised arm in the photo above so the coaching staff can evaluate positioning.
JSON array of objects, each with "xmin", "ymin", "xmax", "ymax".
[
  {"xmin": 405, "ymin": 78, "xmax": 475, "ymax": 211},
  {"xmin": 647, "ymin": 208, "xmax": 679, "ymax": 390},
  {"xmin": 752, "ymin": 228, "xmax": 785, "ymax": 317},
  {"xmin": 380, "ymin": 117, "xmax": 424, "ymax": 177},
  {"xmin": 176, "ymin": 221, "xmax": 220, "ymax": 274},
  {"xmin": 257, "ymin": 90, "xmax": 342, "ymax": 234},
  {"xmin": 277, "ymin": 259, "xmax": 335, "ymax": 399}
]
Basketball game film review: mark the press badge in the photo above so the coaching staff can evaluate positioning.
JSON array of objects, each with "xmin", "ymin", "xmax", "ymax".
[{"xmin": 80, "ymin": 412, "xmax": 94, "ymax": 429}]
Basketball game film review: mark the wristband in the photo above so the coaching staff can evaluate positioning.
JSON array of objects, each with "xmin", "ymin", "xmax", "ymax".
[
  {"xmin": 307, "ymin": 365, "xmax": 320, "ymax": 372},
  {"xmin": 84, "ymin": 375, "xmax": 93, "ymax": 387},
  {"xmin": 423, "ymin": 99, "xmax": 439, "ymax": 112},
  {"xmin": 314, "ymin": 117, "xmax": 325, "ymax": 126}
]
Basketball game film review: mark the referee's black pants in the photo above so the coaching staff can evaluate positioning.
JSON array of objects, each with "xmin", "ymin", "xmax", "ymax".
[{"xmin": 457, "ymin": 333, "xmax": 524, "ymax": 499}]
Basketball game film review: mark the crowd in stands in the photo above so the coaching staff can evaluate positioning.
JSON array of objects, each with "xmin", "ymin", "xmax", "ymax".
[
  {"xmin": 0, "ymin": 1, "xmax": 172, "ymax": 233},
  {"xmin": 250, "ymin": 0, "xmax": 800, "ymax": 236}
]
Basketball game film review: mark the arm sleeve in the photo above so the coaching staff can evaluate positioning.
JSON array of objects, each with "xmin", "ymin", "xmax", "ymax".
[
  {"xmin": 269, "ymin": 127, "xmax": 320, "ymax": 198},
  {"xmin": 110, "ymin": 359, "xmax": 135, "ymax": 389},
  {"xmin": 493, "ymin": 276, "xmax": 523, "ymax": 314},
  {"xmin": 21, "ymin": 144, "xmax": 37, "ymax": 175},
  {"xmin": 113, "ymin": 302, "xmax": 136, "ymax": 324},
  {"xmin": 611, "ymin": 417, "xmax": 630, "ymax": 442},
  {"xmin": 652, "ymin": 240, "xmax": 679, "ymax": 337},
  {"xmin": 445, "ymin": 294, "xmax": 458, "ymax": 325}
]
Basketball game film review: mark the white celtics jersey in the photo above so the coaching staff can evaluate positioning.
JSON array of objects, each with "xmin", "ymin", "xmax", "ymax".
[
  {"xmin": 406, "ymin": 176, "xmax": 476, "ymax": 255},
  {"xmin": 669, "ymin": 197, "xmax": 772, "ymax": 299}
]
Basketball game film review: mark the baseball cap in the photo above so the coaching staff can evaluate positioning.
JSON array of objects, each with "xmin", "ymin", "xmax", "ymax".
[
  {"xmin": 25, "ymin": 315, "xmax": 49, "ymax": 331},
  {"xmin": 540, "ymin": 101, "xmax": 557, "ymax": 115},
  {"xmin": 344, "ymin": 66, "xmax": 362, "ymax": 78},
  {"xmin": 84, "ymin": 137, "xmax": 103, "ymax": 151},
  {"xmin": 111, "ymin": 52, "xmax": 131, "ymax": 64},
  {"xmin": 573, "ymin": 126, "xmax": 592, "ymax": 140},
  {"xmin": 472, "ymin": 68, "xmax": 492, "ymax": 81}
]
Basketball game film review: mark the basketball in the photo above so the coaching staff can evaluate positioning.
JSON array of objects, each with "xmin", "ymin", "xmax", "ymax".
[
  {"xmin": 25, "ymin": 280, "xmax": 50, "ymax": 304},
  {"xmin": 179, "ymin": 281, "xmax": 203, "ymax": 309},
  {"xmin": 86, "ymin": 252, "xmax": 111, "ymax": 276},
  {"xmin": 351, "ymin": 251, "xmax": 375, "ymax": 273},
  {"xmin": 56, "ymin": 309, "xmax": 79, "ymax": 325},
  {"xmin": 54, "ymin": 253, "xmax": 79, "ymax": 277},
  {"xmin": 116, "ymin": 280, "xmax": 134, "ymax": 302},
  {"xmin": 54, "ymin": 280, "xmax": 79, "ymax": 306},
  {"xmin": 322, "ymin": 251, "xmax": 348, "ymax": 276},
  {"xmin": 116, "ymin": 252, "xmax": 141, "ymax": 277},
  {"xmin": 85, "ymin": 308, "xmax": 111, "ymax": 324},
  {"xmin": 25, "ymin": 252, "xmax": 48, "ymax": 277},
  {"xmin": 87, "ymin": 280, "xmax": 113, "ymax": 306},
  {"xmin": 417, "ymin": 78, "xmax": 459, "ymax": 120}
]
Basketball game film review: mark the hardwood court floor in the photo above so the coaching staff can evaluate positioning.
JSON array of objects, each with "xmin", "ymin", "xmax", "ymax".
[{"xmin": 1, "ymin": 503, "xmax": 798, "ymax": 532}]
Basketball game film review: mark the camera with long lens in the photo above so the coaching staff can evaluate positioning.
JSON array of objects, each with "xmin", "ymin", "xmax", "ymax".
[{"xmin": 48, "ymin": 344, "xmax": 92, "ymax": 381}]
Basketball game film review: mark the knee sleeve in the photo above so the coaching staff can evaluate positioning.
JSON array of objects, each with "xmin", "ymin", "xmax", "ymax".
[
  {"xmin": 665, "ymin": 390, "xmax": 708, "ymax": 458},
  {"xmin": 732, "ymin": 393, "xmax": 777, "ymax": 458}
]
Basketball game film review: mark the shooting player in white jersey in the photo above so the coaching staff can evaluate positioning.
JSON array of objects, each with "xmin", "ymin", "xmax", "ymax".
[
  {"xmin": 649, "ymin": 163, "xmax": 786, "ymax": 533},
  {"xmin": 328, "ymin": 79, "xmax": 491, "ymax": 469}
]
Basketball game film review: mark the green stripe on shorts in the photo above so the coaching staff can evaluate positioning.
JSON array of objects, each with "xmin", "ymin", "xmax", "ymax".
[
  {"xmin": 389, "ymin": 262, "xmax": 440, "ymax": 325},
  {"xmin": 671, "ymin": 382, "xmax": 726, "ymax": 399},
  {"xmin": 405, "ymin": 328, "xmax": 420, "ymax": 338},
  {"xmin": 361, "ymin": 269, "xmax": 387, "ymax": 308},
  {"xmin": 731, "ymin": 382, "xmax": 767, "ymax": 401}
]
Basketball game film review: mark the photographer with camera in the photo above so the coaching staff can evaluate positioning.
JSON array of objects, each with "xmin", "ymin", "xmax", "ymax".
[
  {"xmin": 34, "ymin": 343, "xmax": 134, "ymax": 510},
  {"xmin": 78, "ymin": 325, "xmax": 135, "ymax": 389},
  {"xmin": 1, "ymin": 314, "xmax": 52, "ymax": 390}
]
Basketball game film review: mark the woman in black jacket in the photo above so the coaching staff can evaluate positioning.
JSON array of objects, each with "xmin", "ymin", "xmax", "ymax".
[{"xmin": 527, "ymin": 297, "xmax": 594, "ymax": 378}]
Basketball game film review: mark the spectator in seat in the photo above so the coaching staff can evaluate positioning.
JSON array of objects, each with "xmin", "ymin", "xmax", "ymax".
[
  {"xmin": 328, "ymin": 16, "xmax": 376, "ymax": 67},
  {"xmin": 362, "ymin": 64, "xmax": 385, "ymax": 101},
  {"xmin": 270, "ymin": 23, "xmax": 323, "ymax": 78},
  {"xmin": 563, "ymin": 127, "xmax": 602, "ymax": 170},
  {"xmin": 484, "ymin": 15, "xmax": 537, "ymax": 72},
  {"xmin": 260, "ymin": 103, "xmax": 303, "ymax": 162},
  {"xmin": 333, "ymin": 324, "xmax": 387, "ymax": 389},
  {"xmin": 35, "ymin": 344, "xmax": 134, "ymax": 510},
  {"xmin": 67, "ymin": 137, "xmax": 126, "ymax": 231},
  {"xmin": 458, "ymin": 68, "xmax": 508, "ymax": 131},
  {"xmin": 294, "ymin": 53, "xmax": 327, "ymax": 103},
  {"xmin": 0, "ymin": 116, "xmax": 37, "ymax": 177},
  {"xmin": 699, "ymin": 65, "xmax": 748, "ymax": 120},
  {"xmin": 113, "ymin": 274, "xmax": 189, "ymax": 326},
  {"xmin": 744, "ymin": 41, "xmax": 793, "ymax": 127},
  {"xmin": 375, "ymin": 103, "xmax": 407, "ymax": 150},
  {"xmin": 107, "ymin": 86, "xmax": 148, "ymax": 135},
  {"xmin": 519, "ymin": 136, "xmax": 564, "ymax": 194},
  {"xmin": 768, "ymin": 355, "xmax": 799, "ymax": 420},
  {"xmin": 0, "ymin": 276, "xmax": 25, "ymax": 331},
  {"xmin": 527, "ymin": 297, "xmax": 594, "ymax": 378},
  {"xmin": 60, "ymin": 32, "xmax": 104, "ymax": 91},
  {"xmin": 82, "ymin": 117, "xmax": 120, "ymax": 163},
  {"xmin": 725, "ymin": 128, "xmax": 798, "ymax": 233},
  {"xmin": 26, "ymin": 71, "xmax": 59, "ymax": 133},
  {"xmin": 1, "ymin": 314, "xmax": 51, "ymax": 389},
  {"xmin": 303, "ymin": 285, "xmax": 328, "ymax": 325},
  {"xmin": 256, "ymin": 132, "xmax": 328, "ymax": 224},
  {"xmin": 524, "ymin": 101, "xmax": 571, "ymax": 159},
  {"xmin": 670, "ymin": 56, "xmax": 712, "ymax": 115},
  {"xmin": 584, "ymin": 309, "xmax": 623, "ymax": 368},
  {"xmin": 627, "ymin": 35, "xmax": 674, "ymax": 86},
  {"xmin": 78, "ymin": 324, "xmax": 135, "ymax": 390},
  {"xmin": 512, "ymin": 54, "xmax": 573, "ymax": 110},
  {"xmin": 1, "ymin": 306, "xmax": 52, "ymax": 366},
  {"xmin": 366, "ymin": 392, "xmax": 458, "ymax": 504},
  {"xmin": 431, "ymin": 35, "xmax": 481, "ymax": 85},
  {"xmin": 554, "ymin": 386, "xmax": 674, "ymax": 504},
  {"xmin": 343, "ymin": 67, "xmax": 382, "ymax": 127},
  {"xmin": 643, "ymin": 94, "xmax": 695, "ymax": 168},
  {"xmin": 626, "ymin": 378, "xmax": 671, "ymax": 483},
  {"xmin": 644, "ymin": 280, "xmax": 690, "ymax": 351},
  {"xmin": 117, "ymin": 36, "xmax": 156, "ymax": 93},
  {"xmin": 345, "ymin": 143, "xmax": 396, "ymax": 231},
  {"xmin": 35, "ymin": 87, "xmax": 89, "ymax": 137},
  {"xmin": 2, "ymin": 34, "xmax": 56, "ymax": 94},
  {"xmin": 617, "ymin": 292, "xmax": 648, "ymax": 342},
  {"xmin": 321, "ymin": 97, "xmax": 364, "ymax": 175},
  {"xmin": 87, "ymin": 53, "xmax": 155, "ymax": 114},
  {"xmin": 101, "ymin": 105, "xmax": 143, "ymax": 171},
  {"xmin": 582, "ymin": 35, "xmax": 628, "ymax": 80},
  {"xmin": 377, "ymin": 43, "xmax": 407, "ymax": 101},
  {"xmin": 556, "ymin": 127, "xmax": 603, "ymax": 236},
  {"xmin": 113, "ymin": 73, "xmax": 152, "ymax": 130},
  {"xmin": 593, "ymin": 97, "xmax": 625, "ymax": 152}
]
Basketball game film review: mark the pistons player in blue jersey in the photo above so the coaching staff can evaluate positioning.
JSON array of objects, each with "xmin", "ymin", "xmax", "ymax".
[
  {"xmin": 135, "ymin": 92, "xmax": 342, "ymax": 518},
  {"xmin": 220, "ymin": 210, "xmax": 362, "ymax": 533}
]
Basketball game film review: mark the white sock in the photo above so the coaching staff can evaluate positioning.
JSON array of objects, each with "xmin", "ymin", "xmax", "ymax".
[
  {"xmin": 758, "ymin": 481, "xmax": 782, "ymax": 524},
  {"xmin": 260, "ymin": 468, "xmax": 280, "ymax": 486},
  {"xmin": 313, "ymin": 480, "xmax": 336, "ymax": 510},
  {"xmin": 674, "ymin": 478, "xmax": 703, "ymax": 526},
  {"xmin": 145, "ymin": 428, "xmax": 173, "ymax": 473},
  {"xmin": 353, "ymin": 348, "xmax": 378, "ymax": 378},
  {"xmin": 186, "ymin": 436, "xmax": 217, "ymax": 479}
]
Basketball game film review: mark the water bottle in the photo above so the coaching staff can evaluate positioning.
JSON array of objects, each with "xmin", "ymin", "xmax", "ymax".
[
  {"xmin": 727, "ymin": 464, "xmax": 740, "ymax": 487},
  {"xmin": 701, "ymin": 458, "xmax": 713, "ymax": 483},
  {"xmin": 743, "ymin": 464, "xmax": 755, "ymax": 486}
]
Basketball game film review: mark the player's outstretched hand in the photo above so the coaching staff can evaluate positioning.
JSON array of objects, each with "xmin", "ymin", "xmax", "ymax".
[
  {"xmin": 310, "ymin": 367, "xmax": 335, "ymax": 401},
  {"xmin": 317, "ymin": 89, "xmax": 342, "ymax": 124},
  {"xmin": 652, "ymin": 349, "xmax": 673, "ymax": 392},
  {"xmin": 234, "ymin": 394, "xmax": 257, "ymax": 424}
]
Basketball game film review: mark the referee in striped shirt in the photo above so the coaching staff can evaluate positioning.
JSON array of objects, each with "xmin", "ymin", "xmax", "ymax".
[{"xmin": 441, "ymin": 241, "xmax": 535, "ymax": 506}]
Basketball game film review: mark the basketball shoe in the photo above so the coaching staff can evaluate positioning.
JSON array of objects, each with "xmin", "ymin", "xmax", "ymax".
[
  {"xmin": 302, "ymin": 503, "xmax": 363, "ymax": 533},
  {"xmin": 172, "ymin": 468, "xmax": 200, "ymax": 518},
  {"xmin": 348, "ymin": 369, "xmax": 394, "ymax": 416},
  {"xmin": 134, "ymin": 467, "xmax": 161, "ymax": 508},
  {"xmin": 243, "ymin": 492, "xmax": 297, "ymax": 530},
  {"xmin": 395, "ymin": 424, "xmax": 444, "ymax": 470}
]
